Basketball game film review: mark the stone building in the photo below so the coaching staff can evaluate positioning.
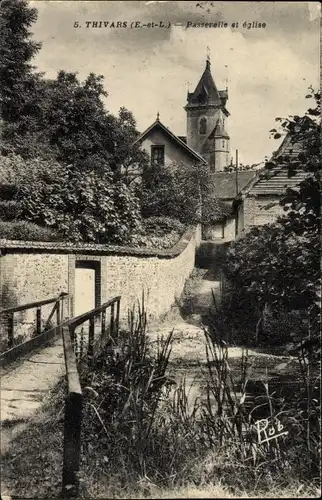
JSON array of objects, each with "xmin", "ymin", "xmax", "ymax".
[
  {"xmin": 234, "ymin": 119, "xmax": 312, "ymax": 234},
  {"xmin": 185, "ymin": 58, "xmax": 230, "ymax": 172},
  {"xmin": 203, "ymin": 171, "xmax": 256, "ymax": 241}
]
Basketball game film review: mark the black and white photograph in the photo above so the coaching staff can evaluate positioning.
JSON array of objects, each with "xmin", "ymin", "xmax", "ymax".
[{"xmin": 0, "ymin": 1, "xmax": 321, "ymax": 498}]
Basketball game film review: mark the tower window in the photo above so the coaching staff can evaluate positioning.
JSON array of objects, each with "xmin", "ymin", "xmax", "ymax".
[
  {"xmin": 199, "ymin": 117, "xmax": 207, "ymax": 135},
  {"xmin": 222, "ymin": 140, "xmax": 225, "ymax": 148},
  {"xmin": 151, "ymin": 145, "xmax": 165, "ymax": 167}
]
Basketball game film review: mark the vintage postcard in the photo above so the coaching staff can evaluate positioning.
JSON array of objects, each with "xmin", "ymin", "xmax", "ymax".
[{"xmin": 0, "ymin": 1, "xmax": 321, "ymax": 498}]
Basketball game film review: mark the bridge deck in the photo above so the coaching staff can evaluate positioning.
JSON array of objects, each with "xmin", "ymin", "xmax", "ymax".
[{"xmin": 1, "ymin": 337, "xmax": 65, "ymax": 427}]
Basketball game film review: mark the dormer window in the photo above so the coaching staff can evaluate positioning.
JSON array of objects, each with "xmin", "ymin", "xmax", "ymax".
[
  {"xmin": 151, "ymin": 145, "xmax": 165, "ymax": 167},
  {"xmin": 199, "ymin": 117, "xmax": 207, "ymax": 135}
]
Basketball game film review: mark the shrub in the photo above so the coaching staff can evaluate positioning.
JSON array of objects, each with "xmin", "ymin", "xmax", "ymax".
[
  {"xmin": 129, "ymin": 216, "xmax": 185, "ymax": 249},
  {"xmin": 0, "ymin": 200, "xmax": 22, "ymax": 220},
  {"xmin": 140, "ymin": 162, "xmax": 225, "ymax": 226},
  {"xmin": 0, "ymin": 220, "xmax": 59, "ymax": 241},
  {"xmin": 0, "ymin": 153, "xmax": 143, "ymax": 245},
  {"xmin": 141, "ymin": 216, "xmax": 185, "ymax": 236}
]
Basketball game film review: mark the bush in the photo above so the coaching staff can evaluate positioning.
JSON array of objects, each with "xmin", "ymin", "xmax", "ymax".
[
  {"xmin": 0, "ymin": 200, "xmax": 22, "ymax": 220},
  {"xmin": 129, "ymin": 216, "xmax": 185, "ymax": 249},
  {"xmin": 0, "ymin": 220, "xmax": 59, "ymax": 241},
  {"xmin": 141, "ymin": 216, "xmax": 185, "ymax": 236},
  {"xmin": 0, "ymin": 153, "xmax": 143, "ymax": 245},
  {"xmin": 140, "ymin": 162, "xmax": 225, "ymax": 226}
]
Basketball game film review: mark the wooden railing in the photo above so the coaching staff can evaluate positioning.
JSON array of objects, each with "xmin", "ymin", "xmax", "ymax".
[
  {"xmin": 0, "ymin": 292, "xmax": 121, "ymax": 496},
  {"xmin": 61, "ymin": 296, "xmax": 121, "ymax": 497},
  {"xmin": 65, "ymin": 296, "xmax": 121, "ymax": 369},
  {"xmin": 0, "ymin": 293, "xmax": 68, "ymax": 367}
]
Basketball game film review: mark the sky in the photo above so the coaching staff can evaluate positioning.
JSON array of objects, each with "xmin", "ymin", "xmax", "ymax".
[{"xmin": 29, "ymin": 1, "xmax": 320, "ymax": 165}]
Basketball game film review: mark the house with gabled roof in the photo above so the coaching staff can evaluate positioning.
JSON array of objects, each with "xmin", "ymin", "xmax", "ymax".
[
  {"xmin": 234, "ymin": 118, "xmax": 312, "ymax": 234},
  {"xmin": 134, "ymin": 58, "xmax": 231, "ymax": 176},
  {"xmin": 133, "ymin": 114, "xmax": 207, "ymax": 170}
]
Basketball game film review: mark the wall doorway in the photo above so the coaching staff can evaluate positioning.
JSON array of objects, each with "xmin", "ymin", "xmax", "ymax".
[{"xmin": 74, "ymin": 261, "xmax": 101, "ymax": 318}]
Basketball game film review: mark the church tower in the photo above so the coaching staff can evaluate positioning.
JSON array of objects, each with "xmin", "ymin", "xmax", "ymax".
[{"xmin": 184, "ymin": 59, "xmax": 230, "ymax": 172}]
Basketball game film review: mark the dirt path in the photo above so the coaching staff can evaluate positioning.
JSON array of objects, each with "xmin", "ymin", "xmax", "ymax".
[
  {"xmin": 148, "ymin": 268, "xmax": 298, "ymax": 410},
  {"xmin": 0, "ymin": 337, "xmax": 65, "ymax": 474}
]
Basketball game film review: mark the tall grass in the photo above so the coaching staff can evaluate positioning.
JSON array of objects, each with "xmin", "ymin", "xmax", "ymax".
[
  {"xmin": 2, "ymin": 298, "xmax": 319, "ymax": 500},
  {"xmin": 77, "ymin": 298, "xmax": 320, "ymax": 497}
]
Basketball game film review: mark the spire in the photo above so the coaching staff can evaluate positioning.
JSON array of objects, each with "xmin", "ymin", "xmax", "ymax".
[
  {"xmin": 206, "ymin": 46, "xmax": 211, "ymax": 69},
  {"xmin": 156, "ymin": 111, "xmax": 160, "ymax": 121},
  {"xmin": 185, "ymin": 58, "xmax": 222, "ymax": 108}
]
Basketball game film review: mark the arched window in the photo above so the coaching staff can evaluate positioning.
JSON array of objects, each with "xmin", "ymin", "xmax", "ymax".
[
  {"xmin": 222, "ymin": 140, "xmax": 225, "ymax": 148},
  {"xmin": 199, "ymin": 117, "xmax": 207, "ymax": 135}
]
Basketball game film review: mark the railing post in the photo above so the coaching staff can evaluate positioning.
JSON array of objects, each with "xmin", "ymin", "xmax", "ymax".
[
  {"xmin": 115, "ymin": 299, "xmax": 120, "ymax": 338},
  {"xmin": 62, "ymin": 392, "xmax": 82, "ymax": 498},
  {"xmin": 60, "ymin": 292, "xmax": 69, "ymax": 323},
  {"xmin": 56, "ymin": 300, "xmax": 61, "ymax": 330},
  {"xmin": 110, "ymin": 302, "xmax": 115, "ymax": 339},
  {"xmin": 8, "ymin": 313, "xmax": 14, "ymax": 349},
  {"xmin": 88, "ymin": 317, "xmax": 95, "ymax": 359},
  {"xmin": 62, "ymin": 325, "xmax": 82, "ymax": 498},
  {"xmin": 101, "ymin": 309, "xmax": 106, "ymax": 338},
  {"xmin": 36, "ymin": 307, "xmax": 42, "ymax": 336},
  {"xmin": 70, "ymin": 325, "xmax": 76, "ymax": 346}
]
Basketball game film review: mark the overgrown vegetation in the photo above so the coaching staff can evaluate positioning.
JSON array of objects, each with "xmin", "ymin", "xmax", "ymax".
[
  {"xmin": 2, "ymin": 297, "xmax": 320, "ymax": 498},
  {"xmin": 141, "ymin": 161, "xmax": 229, "ymax": 226},
  {"xmin": 78, "ymin": 298, "xmax": 321, "ymax": 496},
  {"xmin": 0, "ymin": 220, "xmax": 59, "ymax": 241},
  {"xmin": 212, "ymin": 91, "xmax": 320, "ymax": 355},
  {"xmin": 0, "ymin": 0, "xmax": 221, "ymax": 246}
]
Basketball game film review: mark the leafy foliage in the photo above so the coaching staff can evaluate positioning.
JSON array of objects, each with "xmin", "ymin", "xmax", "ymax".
[
  {"xmin": 0, "ymin": 153, "xmax": 141, "ymax": 243},
  {"xmin": 0, "ymin": 1, "xmax": 149, "ymax": 244},
  {"xmin": 140, "ymin": 161, "xmax": 225, "ymax": 225},
  {"xmin": 0, "ymin": 0, "xmax": 51, "ymax": 156},
  {"xmin": 0, "ymin": 220, "xmax": 58, "ymax": 241},
  {"xmin": 0, "ymin": 0, "xmax": 42, "ymax": 124},
  {"xmin": 224, "ymin": 90, "xmax": 321, "ymax": 352}
]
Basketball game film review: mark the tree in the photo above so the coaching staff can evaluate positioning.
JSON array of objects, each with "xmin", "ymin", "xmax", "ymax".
[
  {"xmin": 224, "ymin": 89, "xmax": 320, "ymax": 348},
  {"xmin": 140, "ymin": 161, "xmax": 225, "ymax": 225},
  {"xmin": 0, "ymin": 0, "xmax": 45, "ymax": 150},
  {"xmin": 37, "ymin": 71, "xmax": 113, "ymax": 168},
  {"xmin": 113, "ymin": 107, "xmax": 150, "ymax": 184}
]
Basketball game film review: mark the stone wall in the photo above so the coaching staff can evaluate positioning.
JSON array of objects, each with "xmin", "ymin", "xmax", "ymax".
[
  {"xmin": 242, "ymin": 195, "xmax": 284, "ymax": 229},
  {"xmin": 0, "ymin": 253, "xmax": 69, "ymax": 347},
  {"xmin": 0, "ymin": 226, "xmax": 200, "ymax": 337}
]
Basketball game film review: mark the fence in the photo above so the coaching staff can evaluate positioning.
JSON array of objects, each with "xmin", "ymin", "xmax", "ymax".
[
  {"xmin": 61, "ymin": 296, "xmax": 121, "ymax": 497},
  {"xmin": 0, "ymin": 291, "xmax": 121, "ymax": 497},
  {"xmin": 0, "ymin": 292, "xmax": 68, "ymax": 367}
]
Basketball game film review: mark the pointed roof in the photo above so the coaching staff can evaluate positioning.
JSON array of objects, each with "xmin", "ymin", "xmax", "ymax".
[
  {"xmin": 186, "ymin": 60, "xmax": 228, "ymax": 111},
  {"xmin": 210, "ymin": 172, "xmax": 257, "ymax": 200},
  {"xmin": 235, "ymin": 119, "xmax": 313, "ymax": 199},
  {"xmin": 133, "ymin": 119, "xmax": 207, "ymax": 164},
  {"xmin": 208, "ymin": 119, "xmax": 230, "ymax": 139}
]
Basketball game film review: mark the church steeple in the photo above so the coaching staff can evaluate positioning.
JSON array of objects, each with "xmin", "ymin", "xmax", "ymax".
[
  {"xmin": 186, "ymin": 58, "xmax": 223, "ymax": 109},
  {"xmin": 184, "ymin": 58, "xmax": 230, "ymax": 171}
]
